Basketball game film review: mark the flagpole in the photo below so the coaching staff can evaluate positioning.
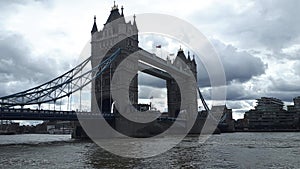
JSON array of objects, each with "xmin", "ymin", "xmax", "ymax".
[{"xmin": 155, "ymin": 45, "xmax": 162, "ymax": 58}]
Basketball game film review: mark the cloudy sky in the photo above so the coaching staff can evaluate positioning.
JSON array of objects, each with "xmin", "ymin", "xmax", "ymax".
[{"xmin": 1, "ymin": 0, "xmax": 300, "ymax": 120}]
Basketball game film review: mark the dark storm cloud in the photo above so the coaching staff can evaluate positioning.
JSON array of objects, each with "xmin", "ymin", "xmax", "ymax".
[
  {"xmin": 217, "ymin": 77, "xmax": 300, "ymax": 102},
  {"xmin": 190, "ymin": 0, "xmax": 300, "ymax": 52},
  {"xmin": 216, "ymin": 39, "xmax": 267, "ymax": 82},
  {"xmin": 225, "ymin": 83, "xmax": 259, "ymax": 101},
  {"xmin": 266, "ymin": 77, "xmax": 300, "ymax": 102},
  {"xmin": 254, "ymin": 0, "xmax": 300, "ymax": 50},
  {"xmin": 137, "ymin": 38, "xmax": 266, "ymax": 91},
  {"xmin": 264, "ymin": 92, "xmax": 299, "ymax": 103},
  {"xmin": 201, "ymin": 81, "xmax": 259, "ymax": 101},
  {"xmin": 0, "ymin": 33, "xmax": 61, "ymax": 96},
  {"xmin": 197, "ymin": 39, "xmax": 266, "ymax": 87},
  {"xmin": 270, "ymin": 77, "xmax": 300, "ymax": 92}
]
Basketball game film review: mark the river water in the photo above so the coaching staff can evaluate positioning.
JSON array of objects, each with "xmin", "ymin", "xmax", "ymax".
[{"xmin": 0, "ymin": 132, "xmax": 299, "ymax": 169}]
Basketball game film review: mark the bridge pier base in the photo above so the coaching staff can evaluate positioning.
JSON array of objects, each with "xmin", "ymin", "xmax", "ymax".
[
  {"xmin": 71, "ymin": 117, "xmax": 116, "ymax": 139},
  {"xmin": 72, "ymin": 122, "xmax": 89, "ymax": 139}
]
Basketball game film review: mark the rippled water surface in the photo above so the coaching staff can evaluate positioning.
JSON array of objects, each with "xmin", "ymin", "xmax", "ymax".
[{"xmin": 0, "ymin": 133, "xmax": 299, "ymax": 168}]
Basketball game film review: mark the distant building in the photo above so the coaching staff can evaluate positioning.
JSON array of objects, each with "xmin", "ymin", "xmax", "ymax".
[
  {"xmin": 46, "ymin": 121, "xmax": 73, "ymax": 134},
  {"xmin": 235, "ymin": 118, "xmax": 248, "ymax": 131},
  {"xmin": 287, "ymin": 96, "xmax": 300, "ymax": 129},
  {"xmin": 213, "ymin": 105, "xmax": 235, "ymax": 132},
  {"xmin": 244, "ymin": 97, "xmax": 299, "ymax": 131},
  {"xmin": 134, "ymin": 104, "xmax": 151, "ymax": 112},
  {"xmin": 287, "ymin": 96, "xmax": 300, "ymax": 112},
  {"xmin": 0, "ymin": 121, "xmax": 19, "ymax": 134}
]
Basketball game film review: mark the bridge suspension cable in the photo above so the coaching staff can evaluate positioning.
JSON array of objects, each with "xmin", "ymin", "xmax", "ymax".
[
  {"xmin": 198, "ymin": 87, "xmax": 209, "ymax": 112},
  {"xmin": 0, "ymin": 48, "xmax": 121, "ymax": 108}
]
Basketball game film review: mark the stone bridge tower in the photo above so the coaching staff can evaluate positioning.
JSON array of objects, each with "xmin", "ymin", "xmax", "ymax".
[
  {"xmin": 168, "ymin": 48, "xmax": 197, "ymax": 117},
  {"xmin": 90, "ymin": 3, "xmax": 198, "ymax": 118},
  {"xmin": 90, "ymin": 4, "xmax": 139, "ymax": 113}
]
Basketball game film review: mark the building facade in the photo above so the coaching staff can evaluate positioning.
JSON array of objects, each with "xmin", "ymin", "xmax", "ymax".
[
  {"xmin": 287, "ymin": 96, "xmax": 300, "ymax": 129},
  {"xmin": 244, "ymin": 97, "xmax": 299, "ymax": 130}
]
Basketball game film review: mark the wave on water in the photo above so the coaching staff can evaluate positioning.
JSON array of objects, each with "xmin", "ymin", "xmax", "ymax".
[{"xmin": 0, "ymin": 134, "xmax": 79, "ymax": 146}]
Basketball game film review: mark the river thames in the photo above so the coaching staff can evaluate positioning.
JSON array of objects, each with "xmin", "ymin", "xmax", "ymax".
[{"xmin": 0, "ymin": 132, "xmax": 299, "ymax": 168}]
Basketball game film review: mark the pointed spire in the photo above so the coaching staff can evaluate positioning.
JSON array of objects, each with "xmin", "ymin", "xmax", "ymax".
[
  {"xmin": 112, "ymin": 1, "xmax": 118, "ymax": 10},
  {"xmin": 91, "ymin": 15, "xmax": 98, "ymax": 34},
  {"xmin": 178, "ymin": 46, "xmax": 183, "ymax": 52},
  {"xmin": 175, "ymin": 46, "xmax": 186, "ymax": 62},
  {"xmin": 121, "ymin": 5, "xmax": 124, "ymax": 16},
  {"xmin": 192, "ymin": 55, "xmax": 196, "ymax": 65},
  {"xmin": 188, "ymin": 51, "xmax": 191, "ymax": 60},
  {"xmin": 106, "ymin": 1, "xmax": 124, "ymax": 25},
  {"xmin": 133, "ymin": 14, "xmax": 136, "ymax": 24},
  {"xmin": 132, "ymin": 14, "xmax": 137, "ymax": 29}
]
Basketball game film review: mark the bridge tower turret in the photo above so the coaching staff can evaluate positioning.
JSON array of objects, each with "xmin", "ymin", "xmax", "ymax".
[
  {"xmin": 90, "ymin": 3, "xmax": 139, "ymax": 113},
  {"xmin": 167, "ymin": 48, "xmax": 198, "ymax": 117},
  {"xmin": 173, "ymin": 48, "xmax": 197, "ymax": 79}
]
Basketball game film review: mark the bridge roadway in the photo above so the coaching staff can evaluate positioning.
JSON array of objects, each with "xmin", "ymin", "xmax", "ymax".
[
  {"xmin": 0, "ymin": 107, "xmax": 180, "ymax": 122},
  {"xmin": 0, "ymin": 108, "xmax": 114, "ymax": 121},
  {"xmin": 137, "ymin": 49, "xmax": 192, "ymax": 78}
]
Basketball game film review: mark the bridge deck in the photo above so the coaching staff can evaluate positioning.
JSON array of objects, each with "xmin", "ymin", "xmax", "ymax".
[
  {"xmin": 0, "ymin": 108, "xmax": 115, "ymax": 121},
  {"xmin": 138, "ymin": 49, "xmax": 192, "ymax": 78},
  {"xmin": 0, "ymin": 108, "xmax": 183, "ymax": 121}
]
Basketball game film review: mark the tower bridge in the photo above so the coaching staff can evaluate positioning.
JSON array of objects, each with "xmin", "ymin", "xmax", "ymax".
[
  {"xmin": 90, "ymin": 4, "xmax": 198, "ymax": 119},
  {"xmin": 0, "ymin": 3, "xmax": 219, "ymax": 138}
]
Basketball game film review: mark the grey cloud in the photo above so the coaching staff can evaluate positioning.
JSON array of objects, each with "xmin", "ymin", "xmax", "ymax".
[
  {"xmin": 0, "ymin": 33, "xmax": 62, "ymax": 96},
  {"xmin": 190, "ymin": 0, "xmax": 300, "ymax": 52},
  {"xmin": 138, "ymin": 37, "xmax": 266, "ymax": 91},
  {"xmin": 215, "ymin": 39, "xmax": 267, "ymax": 82},
  {"xmin": 138, "ymin": 72, "xmax": 166, "ymax": 88},
  {"xmin": 265, "ymin": 92, "xmax": 299, "ymax": 102},
  {"xmin": 225, "ymin": 82, "xmax": 259, "ymax": 101},
  {"xmin": 293, "ymin": 61, "xmax": 300, "ymax": 75},
  {"xmin": 198, "ymin": 39, "xmax": 266, "ymax": 87},
  {"xmin": 218, "ymin": 76, "xmax": 300, "ymax": 102},
  {"xmin": 281, "ymin": 51, "xmax": 300, "ymax": 61},
  {"xmin": 267, "ymin": 76, "xmax": 300, "ymax": 101},
  {"xmin": 269, "ymin": 77, "xmax": 300, "ymax": 92},
  {"xmin": 201, "ymin": 80, "xmax": 262, "ymax": 101},
  {"xmin": 138, "ymin": 85, "xmax": 167, "ymax": 100}
]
